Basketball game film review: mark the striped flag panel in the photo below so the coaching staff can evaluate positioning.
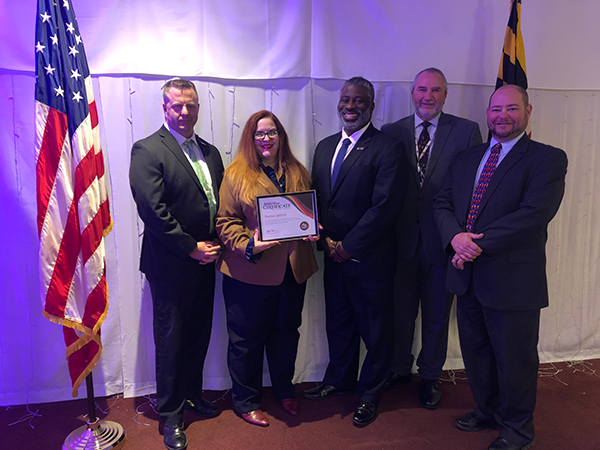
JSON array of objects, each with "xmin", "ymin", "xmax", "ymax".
[
  {"xmin": 495, "ymin": 0, "xmax": 528, "ymax": 90},
  {"xmin": 35, "ymin": 0, "xmax": 112, "ymax": 397}
]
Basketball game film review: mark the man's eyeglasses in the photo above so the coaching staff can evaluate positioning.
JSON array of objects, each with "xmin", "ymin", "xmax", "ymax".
[{"xmin": 254, "ymin": 129, "xmax": 279, "ymax": 140}]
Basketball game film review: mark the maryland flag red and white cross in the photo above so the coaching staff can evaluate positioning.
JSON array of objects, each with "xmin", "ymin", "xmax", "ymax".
[
  {"xmin": 35, "ymin": 0, "xmax": 112, "ymax": 397},
  {"xmin": 495, "ymin": 0, "xmax": 528, "ymax": 90}
]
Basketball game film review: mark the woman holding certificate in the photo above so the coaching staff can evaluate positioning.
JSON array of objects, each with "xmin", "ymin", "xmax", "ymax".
[{"xmin": 216, "ymin": 110, "xmax": 318, "ymax": 427}]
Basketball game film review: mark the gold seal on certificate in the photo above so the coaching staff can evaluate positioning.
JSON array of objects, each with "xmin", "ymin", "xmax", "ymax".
[{"xmin": 256, "ymin": 190, "xmax": 319, "ymax": 242}]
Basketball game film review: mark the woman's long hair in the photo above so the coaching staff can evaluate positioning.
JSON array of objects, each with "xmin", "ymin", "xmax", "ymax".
[{"xmin": 225, "ymin": 110, "xmax": 311, "ymax": 204}]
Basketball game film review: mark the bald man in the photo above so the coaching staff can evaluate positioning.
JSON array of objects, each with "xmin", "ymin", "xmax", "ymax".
[{"xmin": 435, "ymin": 85, "xmax": 567, "ymax": 450}]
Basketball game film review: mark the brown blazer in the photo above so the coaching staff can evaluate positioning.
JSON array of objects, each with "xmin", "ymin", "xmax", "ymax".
[{"xmin": 216, "ymin": 171, "xmax": 318, "ymax": 286}]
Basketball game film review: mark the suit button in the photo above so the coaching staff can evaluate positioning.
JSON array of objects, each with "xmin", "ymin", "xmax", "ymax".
[
  {"xmin": 328, "ymin": 207, "xmax": 332, "ymax": 212},
  {"xmin": 204, "ymin": 202, "xmax": 208, "ymax": 207}
]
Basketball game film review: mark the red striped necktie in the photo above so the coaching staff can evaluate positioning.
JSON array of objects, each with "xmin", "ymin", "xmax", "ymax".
[{"xmin": 466, "ymin": 143, "xmax": 502, "ymax": 232}]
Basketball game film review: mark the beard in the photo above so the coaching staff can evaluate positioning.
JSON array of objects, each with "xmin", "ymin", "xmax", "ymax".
[
  {"xmin": 488, "ymin": 120, "xmax": 525, "ymax": 140},
  {"xmin": 415, "ymin": 102, "xmax": 442, "ymax": 122},
  {"xmin": 338, "ymin": 108, "xmax": 370, "ymax": 132}
]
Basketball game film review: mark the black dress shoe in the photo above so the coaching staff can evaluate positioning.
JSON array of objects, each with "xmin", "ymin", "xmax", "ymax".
[
  {"xmin": 185, "ymin": 398, "xmax": 220, "ymax": 418},
  {"xmin": 352, "ymin": 402, "xmax": 378, "ymax": 427},
  {"xmin": 164, "ymin": 423, "xmax": 187, "ymax": 450},
  {"xmin": 420, "ymin": 379, "xmax": 441, "ymax": 410},
  {"xmin": 383, "ymin": 373, "xmax": 412, "ymax": 392},
  {"xmin": 455, "ymin": 411, "xmax": 495, "ymax": 432},
  {"xmin": 303, "ymin": 384, "xmax": 353, "ymax": 400},
  {"xmin": 488, "ymin": 437, "xmax": 535, "ymax": 450}
]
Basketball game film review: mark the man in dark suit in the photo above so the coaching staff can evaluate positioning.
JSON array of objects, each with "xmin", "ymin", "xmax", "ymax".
[
  {"xmin": 129, "ymin": 78, "xmax": 224, "ymax": 450},
  {"xmin": 434, "ymin": 85, "xmax": 567, "ymax": 450},
  {"xmin": 381, "ymin": 68, "xmax": 482, "ymax": 409},
  {"xmin": 303, "ymin": 77, "xmax": 407, "ymax": 427}
]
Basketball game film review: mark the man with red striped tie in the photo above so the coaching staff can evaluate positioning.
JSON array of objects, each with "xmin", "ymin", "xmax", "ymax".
[{"xmin": 434, "ymin": 85, "xmax": 567, "ymax": 450}]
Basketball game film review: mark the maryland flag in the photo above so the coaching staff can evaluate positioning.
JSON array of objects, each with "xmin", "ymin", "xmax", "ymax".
[
  {"xmin": 495, "ymin": 0, "xmax": 527, "ymax": 90},
  {"xmin": 35, "ymin": 0, "xmax": 113, "ymax": 396}
]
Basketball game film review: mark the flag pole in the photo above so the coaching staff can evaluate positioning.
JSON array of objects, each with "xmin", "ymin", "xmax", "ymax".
[
  {"xmin": 62, "ymin": 372, "xmax": 126, "ymax": 450},
  {"xmin": 86, "ymin": 373, "xmax": 97, "ymax": 423}
]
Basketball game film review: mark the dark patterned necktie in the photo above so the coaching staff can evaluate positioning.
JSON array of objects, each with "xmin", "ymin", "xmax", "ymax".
[
  {"xmin": 466, "ymin": 143, "xmax": 502, "ymax": 232},
  {"xmin": 331, "ymin": 138, "xmax": 351, "ymax": 189},
  {"xmin": 416, "ymin": 122, "xmax": 431, "ymax": 185}
]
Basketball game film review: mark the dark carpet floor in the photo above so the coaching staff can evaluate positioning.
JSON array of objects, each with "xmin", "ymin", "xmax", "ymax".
[{"xmin": 2, "ymin": 360, "xmax": 599, "ymax": 450}]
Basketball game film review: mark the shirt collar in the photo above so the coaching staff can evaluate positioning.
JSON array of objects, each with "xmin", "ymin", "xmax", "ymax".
[
  {"xmin": 490, "ymin": 131, "xmax": 525, "ymax": 153},
  {"xmin": 342, "ymin": 121, "xmax": 371, "ymax": 144},
  {"xmin": 414, "ymin": 113, "xmax": 440, "ymax": 130},
  {"xmin": 166, "ymin": 122, "xmax": 195, "ymax": 148}
]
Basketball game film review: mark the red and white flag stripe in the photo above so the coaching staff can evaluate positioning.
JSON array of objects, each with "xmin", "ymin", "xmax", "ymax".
[{"xmin": 36, "ymin": 75, "xmax": 112, "ymax": 396}]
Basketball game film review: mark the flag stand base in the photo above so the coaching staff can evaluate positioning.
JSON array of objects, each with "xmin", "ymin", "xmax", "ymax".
[
  {"xmin": 62, "ymin": 419, "xmax": 126, "ymax": 450},
  {"xmin": 62, "ymin": 372, "xmax": 126, "ymax": 449}
]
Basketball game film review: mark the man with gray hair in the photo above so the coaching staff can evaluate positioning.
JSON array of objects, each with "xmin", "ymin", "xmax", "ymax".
[
  {"xmin": 130, "ymin": 78, "xmax": 224, "ymax": 450},
  {"xmin": 382, "ymin": 68, "xmax": 482, "ymax": 409},
  {"xmin": 304, "ymin": 77, "xmax": 407, "ymax": 427}
]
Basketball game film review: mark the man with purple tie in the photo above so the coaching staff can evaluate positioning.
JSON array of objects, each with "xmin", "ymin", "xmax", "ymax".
[{"xmin": 304, "ymin": 77, "xmax": 407, "ymax": 427}]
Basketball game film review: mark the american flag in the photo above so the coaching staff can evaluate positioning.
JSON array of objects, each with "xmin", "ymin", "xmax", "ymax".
[{"xmin": 35, "ymin": 0, "xmax": 112, "ymax": 397}]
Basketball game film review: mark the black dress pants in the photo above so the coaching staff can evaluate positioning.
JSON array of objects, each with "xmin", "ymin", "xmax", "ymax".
[
  {"xmin": 322, "ymin": 259, "xmax": 394, "ymax": 405},
  {"xmin": 147, "ymin": 265, "xmax": 215, "ymax": 426},
  {"xmin": 392, "ymin": 239, "xmax": 453, "ymax": 379},
  {"xmin": 457, "ymin": 287, "xmax": 540, "ymax": 446},
  {"xmin": 223, "ymin": 263, "xmax": 306, "ymax": 414}
]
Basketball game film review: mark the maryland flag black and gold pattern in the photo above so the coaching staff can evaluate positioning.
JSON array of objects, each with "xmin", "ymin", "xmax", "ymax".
[{"xmin": 495, "ymin": 0, "xmax": 527, "ymax": 90}]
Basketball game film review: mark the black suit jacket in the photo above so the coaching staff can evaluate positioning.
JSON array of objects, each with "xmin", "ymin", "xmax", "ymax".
[
  {"xmin": 434, "ymin": 135, "xmax": 567, "ymax": 310},
  {"xmin": 311, "ymin": 124, "xmax": 407, "ymax": 280},
  {"xmin": 130, "ymin": 125, "xmax": 224, "ymax": 277},
  {"xmin": 382, "ymin": 112, "xmax": 482, "ymax": 264}
]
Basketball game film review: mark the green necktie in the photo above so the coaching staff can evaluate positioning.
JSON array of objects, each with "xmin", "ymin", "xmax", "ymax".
[{"xmin": 182, "ymin": 140, "xmax": 217, "ymax": 231}]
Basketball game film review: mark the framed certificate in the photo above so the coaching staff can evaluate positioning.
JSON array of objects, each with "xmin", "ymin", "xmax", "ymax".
[{"xmin": 256, "ymin": 190, "xmax": 319, "ymax": 242}]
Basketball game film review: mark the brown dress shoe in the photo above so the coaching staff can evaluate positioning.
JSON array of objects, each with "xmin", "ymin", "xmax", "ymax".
[
  {"xmin": 240, "ymin": 409, "xmax": 270, "ymax": 427},
  {"xmin": 281, "ymin": 398, "xmax": 298, "ymax": 415}
]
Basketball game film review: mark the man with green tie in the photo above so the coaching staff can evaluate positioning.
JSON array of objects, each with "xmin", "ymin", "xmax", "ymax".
[{"xmin": 129, "ymin": 78, "xmax": 224, "ymax": 450}]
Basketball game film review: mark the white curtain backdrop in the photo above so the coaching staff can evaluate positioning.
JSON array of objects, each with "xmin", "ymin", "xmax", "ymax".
[{"xmin": 1, "ymin": 0, "xmax": 599, "ymax": 406}]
